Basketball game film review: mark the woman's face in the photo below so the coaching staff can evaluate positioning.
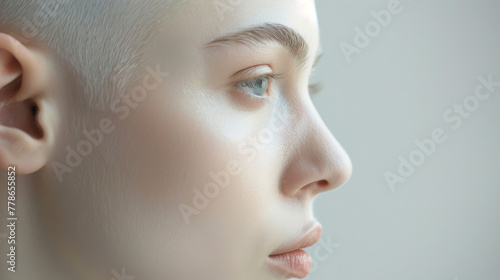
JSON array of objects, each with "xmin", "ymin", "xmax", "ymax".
[{"xmin": 51, "ymin": 0, "xmax": 352, "ymax": 279}]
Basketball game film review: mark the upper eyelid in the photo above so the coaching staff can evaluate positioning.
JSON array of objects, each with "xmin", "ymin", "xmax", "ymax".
[
  {"xmin": 230, "ymin": 63, "xmax": 322, "ymax": 94},
  {"xmin": 234, "ymin": 72, "xmax": 321, "ymax": 90},
  {"xmin": 236, "ymin": 74, "xmax": 273, "ymax": 84},
  {"xmin": 230, "ymin": 65, "xmax": 273, "ymax": 81},
  {"xmin": 230, "ymin": 52, "xmax": 320, "ymax": 83},
  {"xmin": 234, "ymin": 73, "xmax": 322, "ymax": 97}
]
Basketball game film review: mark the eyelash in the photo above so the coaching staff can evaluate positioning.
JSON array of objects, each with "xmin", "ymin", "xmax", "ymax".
[
  {"xmin": 232, "ymin": 74, "xmax": 281, "ymax": 102},
  {"xmin": 308, "ymin": 82, "xmax": 323, "ymax": 95},
  {"xmin": 232, "ymin": 73, "xmax": 323, "ymax": 102}
]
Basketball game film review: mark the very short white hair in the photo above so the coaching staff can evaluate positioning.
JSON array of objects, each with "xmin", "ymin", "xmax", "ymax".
[{"xmin": 0, "ymin": 0, "xmax": 185, "ymax": 110}]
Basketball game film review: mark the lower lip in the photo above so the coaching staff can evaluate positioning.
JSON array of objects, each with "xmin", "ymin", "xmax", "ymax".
[{"xmin": 266, "ymin": 249, "xmax": 312, "ymax": 279}]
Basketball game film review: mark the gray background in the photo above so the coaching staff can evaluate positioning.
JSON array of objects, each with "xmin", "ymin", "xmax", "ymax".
[{"xmin": 309, "ymin": 0, "xmax": 500, "ymax": 279}]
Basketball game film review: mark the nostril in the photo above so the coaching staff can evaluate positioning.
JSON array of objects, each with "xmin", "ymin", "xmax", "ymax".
[{"xmin": 317, "ymin": 179, "xmax": 328, "ymax": 187}]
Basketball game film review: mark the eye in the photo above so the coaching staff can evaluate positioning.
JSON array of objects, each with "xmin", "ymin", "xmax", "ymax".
[
  {"xmin": 308, "ymin": 82, "xmax": 323, "ymax": 95},
  {"xmin": 234, "ymin": 74, "xmax": 275, "ymax": 97}
]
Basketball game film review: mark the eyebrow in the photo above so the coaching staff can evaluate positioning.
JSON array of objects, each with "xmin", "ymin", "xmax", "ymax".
[{"xmin": 202, "ymin": 23, "xmax": 322, "ymax": 71}]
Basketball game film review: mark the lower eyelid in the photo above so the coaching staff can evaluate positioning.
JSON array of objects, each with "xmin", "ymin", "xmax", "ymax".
[{"xmin": 232, "ymin": 84, "xmax": 269, "ymax": 100}]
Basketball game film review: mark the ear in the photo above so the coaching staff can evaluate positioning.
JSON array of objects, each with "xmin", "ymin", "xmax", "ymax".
[{"xmin": 0, "ymin": 33, "xmax": 58, "ymax": 174}]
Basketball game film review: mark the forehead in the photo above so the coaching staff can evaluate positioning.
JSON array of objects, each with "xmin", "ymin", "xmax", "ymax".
[{"xmin": 150, "ymin": 0, "xmax": 320, "ymax": 67}]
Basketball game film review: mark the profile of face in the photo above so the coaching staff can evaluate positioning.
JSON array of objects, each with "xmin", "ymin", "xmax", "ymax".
[{"xmin": 0, "ymin": 0, "xmax": 352, "ymax": 279}]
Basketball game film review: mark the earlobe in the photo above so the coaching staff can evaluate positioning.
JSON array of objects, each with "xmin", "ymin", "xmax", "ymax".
[{"xmin": 0, "ymin": 33, "xmax": 58, "ymax": 174}]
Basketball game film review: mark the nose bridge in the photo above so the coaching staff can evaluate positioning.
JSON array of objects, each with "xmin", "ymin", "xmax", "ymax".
[{"xmin": 279, "ymin": 97, "xmax": 352, "ymax": 198}]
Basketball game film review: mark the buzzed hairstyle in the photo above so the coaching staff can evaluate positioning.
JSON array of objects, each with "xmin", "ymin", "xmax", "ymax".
[{"xmin": 0, "ymin": 0, "xmax": 185, "ymax": 110}]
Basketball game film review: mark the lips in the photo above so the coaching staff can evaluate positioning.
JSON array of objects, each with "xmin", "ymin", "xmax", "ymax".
[{"xmin": 265, "ymin": 223, "xmax": 322, "ymax": 278}]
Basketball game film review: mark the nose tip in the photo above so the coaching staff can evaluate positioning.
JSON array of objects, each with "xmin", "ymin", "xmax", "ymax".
[
  {"xmin": 279, "ymin": 120, "xmax": 353, "ymax": 198},
  {"xmin": 324, "ymin": 150, "xmax": 353, "ymax": 192},
  {"xmin": 277, "ymin": 92, "xmax": 353, "ymax": 199},
  {"xmin": 307, "ymin": 140, "xmax": 353, "ymax": 196}
]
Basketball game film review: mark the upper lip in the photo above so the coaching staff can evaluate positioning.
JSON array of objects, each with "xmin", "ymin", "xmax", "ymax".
[{"xmin": 269, "ymin": 222, "xmax": 322, "ymax": 256}]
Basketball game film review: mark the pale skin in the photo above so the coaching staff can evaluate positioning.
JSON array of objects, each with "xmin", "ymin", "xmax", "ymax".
[{"xmin": 0, "ymin": 0, "xmax": 352, "ymax": 279}]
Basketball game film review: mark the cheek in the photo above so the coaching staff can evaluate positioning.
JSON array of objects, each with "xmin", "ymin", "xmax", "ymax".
[
  {"xmin": 108, "ymin": 84, "xmax": 289, "ymax": 275},
  {"xmin": 113, "ymin": 90, "xmax": 265, "ymax": 210}
]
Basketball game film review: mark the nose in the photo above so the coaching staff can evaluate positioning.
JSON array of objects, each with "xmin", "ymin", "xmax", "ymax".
[{"xmin": 279, "ymin": 98, "xmax": 352, "ymax": 198}]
